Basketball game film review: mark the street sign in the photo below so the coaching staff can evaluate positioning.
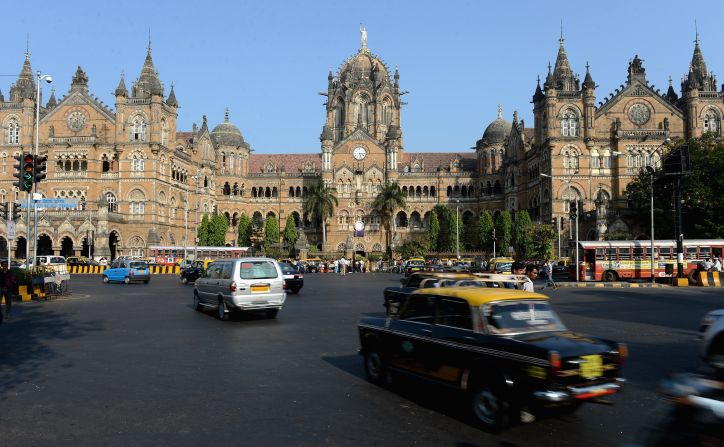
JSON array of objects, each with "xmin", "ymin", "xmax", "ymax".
[
  {"xmin": 18, "ymin": 198, "xmax": 79, "ymax": 209},
  {"xmin": 7, "ymin": 220, "xmax": 15, "ymax": 240}
]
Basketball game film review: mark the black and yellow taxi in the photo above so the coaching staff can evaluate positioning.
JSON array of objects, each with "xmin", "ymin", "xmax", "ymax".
[
  {"xmin": 358, "ymin": 286, "xmax": 627, "ymax": 431},
  {"xmin": 384, "ymin": 271, "xmax": 477, "ymax": 302}
]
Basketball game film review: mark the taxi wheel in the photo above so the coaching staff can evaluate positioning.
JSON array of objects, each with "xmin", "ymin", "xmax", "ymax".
[
  {"xmin": 193, "ymin": 292, "xmax": 202, "ymax": 312},
  {"xmin": 470, "ymin": 383, "xmax": 509, "ymax": 432},
  {"xmin": 217, "ymin": 299, "xmax": 229, "ymax": 321},
  {"xmin": 364, "ymin": 349, "xmax": 389, "ymax": 386},
  {"xmin": 124, "ymin": 277, "xmax": 131, "ymax": 284},
  {"xmin": 182, "ymin": 277, "xmax": 188, "ymax": 285},
  {"xmin": 102, "ymin": 276, "xmax": 109, "ymax": 283},
  {"xmin": 266, "ymin": 308, "xmax": 279, "ymax": 319}
]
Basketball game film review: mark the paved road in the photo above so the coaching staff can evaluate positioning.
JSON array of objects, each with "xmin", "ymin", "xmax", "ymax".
[{"xmin": 0, "ymin": 274, "xmax": 722, "ymax": 446}]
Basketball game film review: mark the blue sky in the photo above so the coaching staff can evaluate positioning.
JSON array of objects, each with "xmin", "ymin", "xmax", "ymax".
[{"xmin": 4, "ymin": 0, "xmax": 722, "ymax": 153}]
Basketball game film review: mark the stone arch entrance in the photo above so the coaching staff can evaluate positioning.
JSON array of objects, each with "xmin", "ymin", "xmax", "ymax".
[
  {"xmin": 61, "ymin": 236, "xmax": 74, "ymax": 258},
  {"xmin": 37, "ymin": 234, "xmax": 53, "ymax": 255}
]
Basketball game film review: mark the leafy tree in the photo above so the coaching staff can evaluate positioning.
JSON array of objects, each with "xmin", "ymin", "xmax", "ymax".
[
  {"xmin": 263, "ymin": 216, "xmax": 279, "ymax": 252},
  {"xmin": 372, "ymin": 183, "xmax": 407, "ymax": 254},
  {"xmin": 512, "ymin": 210, "xmax": 534, "ymax": 260},
  {"xmin": 477, "ymin": 210, "xmax": 494, "ymax": 255},
  {"xmin": 426, "ymin": 210, "xmax": 440, "ymax": 253},
  {"xmin": 530, "ymin": 223, "xmax": 556, "ymax": 261},
  {"xmin": 237, "ymin": 213, "xmax": 252, "ymax": 246},
  {"xmin": 208, "ymin": 214, "xmax": 229, "ymax": 246},
  {"xmin": 432, "ymin": 204, "xmax": 456, "ymax": 253},
  {"xmin": 494, "ymin": 211, "xmax": 513, "ymax": 257},
  {"xmin": 197, "ymin": 214, "xmax": 210, "ymax": 246},
  {"xmin": 303, "ymin": 179, "xmax": 338, "ymax": 248},
  {"xmin": 625, "ymin": 135, "xmax": 724, "ymax": 239},
  {"xmin": 397, "ymin": 237, "xmax": 428, "ymax": 259},
  {"xmin": 282, "ymin": 216, "xmax": 299, "ymax": 250}
]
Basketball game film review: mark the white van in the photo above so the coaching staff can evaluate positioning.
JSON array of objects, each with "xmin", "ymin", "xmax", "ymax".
[{"xmin": 36, "ymin": 255, "xmax": 68, "ymax": 274}]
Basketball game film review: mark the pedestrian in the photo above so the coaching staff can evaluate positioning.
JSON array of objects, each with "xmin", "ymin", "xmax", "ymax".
[
  {"xmin": 714, "ymin": 257, "xmax": 722, "ymax": 272},
  {"xmin": 1, "ymin": 262, "xmax": 15, "ymax": 321},
  {"xmin": 333, "ymin": 259, "xmax": 339, "ymax": 274},
  {"xmin": 340, "ymin": 257, "xmax": 346, "ymax": 276},
  {"xmin": 522, "ymin": 264, "xmax": 538, "ymax": 292},
  {"xmin": 541, "ymin": 260, "xmax": 558, "ymax": 290},
  {"xmin": 703, "ymin": 258, "xmax": 713, "ymax": 271},
  {"xmin": 508, "ymin": 262, "xmax": 526, "ymax": 289}
]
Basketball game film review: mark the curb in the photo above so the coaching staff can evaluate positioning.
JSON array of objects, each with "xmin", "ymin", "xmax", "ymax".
[{"xmin": 553, "ymin": 282, "xmax": 670, "ymax": 288}]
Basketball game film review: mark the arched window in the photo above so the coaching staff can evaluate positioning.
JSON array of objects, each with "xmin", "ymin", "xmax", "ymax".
[
  {"xmin": 131, "ymin": 115, "xmax": 147, "ymax": 142},
  {"xmin": 395, "ymin": 211, "xmax": 408, "ymax": 228},
  {"xmin": 131, "ymin": 153, "xmax": 145, "ymax": 172},
  {"xmin": 590, "ymin": 149, "xmax": 600, "ymax": 170},
  {"xmin": 561, "ymin": 109, "xmax": 579, "ymax": 137},
  {"xmin": 5, "ymin": 117, "xmax": 20, "ymax": 144},
  {"xmin": 0, "ymin": 152, "xmax": 6, "ymax": 173},
  {"xmin": 106, "ymin": 192, "xmax": 117, "ymax": 212},
  {"xmin": 563, "ymin": 148, "xmax": 579, "ymax": 173},
  {"xmin": 382, "ymin": 98, "xmax": 392, "ymax": 125},
  {"xmin": 128, "ymin": 189, "xmax": 146, "ymax": 216},
  {"xmin": 602, "ymin": 149, "xmax": 612, "ymax": 169},
  {"xmin": 703, "ymin": 109, "xmax": 721, "ymax": 135},
  {"xmin": 129, "ymin": 236, "xmax": 145, "ymax": 258},
  {"xmin": 355, "ymin": 94, "xmax": 370, "ymax": 127},
  {"xmin": 334, "ymin": 100, "xmax": 344, "ymax": 140},
  {"xmin": 160, "ymin": 119, "xmax": 168, "ymax": 146},
  {"xmin": 223, "ymin": 182, "xmax": 231, "ymax": 195}
]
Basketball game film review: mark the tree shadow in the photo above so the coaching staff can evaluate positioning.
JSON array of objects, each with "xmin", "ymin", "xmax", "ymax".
[{"xmin": 0, "ymin": 303, "xmax": 103, "ymax": 398}]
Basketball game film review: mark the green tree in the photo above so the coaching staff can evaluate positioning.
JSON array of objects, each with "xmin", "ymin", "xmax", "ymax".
[
  {"xmin": 197, "ymin": 214, "xmax": 210, "ymax": 246},
  {"xmin": 397, "ymin": 238, "xmax": 428, "ymax": 259},
  {"xmin": 530, "ymin": 223, "xmax": 556, "ymax": 261},
  {"xmin": 208, "ymin": 214, "xmax": 229, "ymax": 246},
  {"xmin": 477, "ymin": 210, "xmax": 495, "ymax": 255},
  {"xmin": 303, "ymin": 179, "xmax": 338, "ymax": 248},
  {"xmin": 426, "ymin": 210, "xmax": 440, "ymax": 253},
  {"xmin": 282, "ymin": 216, "xmax": 299, "ymax": 251},
  {"xmin": 237, "ymin": 213, "xmax": 252, "ymax": 246},
  {"xmin": 494, "ymin": 211, "xmax": 513, "ymax": 257},
  {"xmin": 263, "ymin": 216, "xmax": 279, "ymax": 253},
  {"xmin": 626, "ymin": 135, "xmax": 724, "ymax": 239},
  {"xmin": 372, "ymin": 183, "xmax": 407, "ymax": 254},
  {"xmin": 512, "ymin": 210, "xmax": 534, "ymax": 260},
  {"xmin": 432, "ymin": 204, "xmax": 456, "ymax": 252}
]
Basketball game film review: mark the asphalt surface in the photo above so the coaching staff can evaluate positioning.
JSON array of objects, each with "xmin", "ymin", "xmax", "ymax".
[{"xmin": 0, "ymin": 273, "xmax": 722, "ymax": 447}]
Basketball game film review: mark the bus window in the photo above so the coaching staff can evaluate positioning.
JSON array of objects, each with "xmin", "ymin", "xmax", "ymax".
[
  {"xmin": 644, "ymin": 247, "xmax": 653, "ymax": 260},
  {"xmin": 619, "ymin": 248, "xmax": 631, "ymax": 260},
  {"xmin": 633, "ymin": 247, "xmax": 643, "ymax": 260},
  {"xmin": 596, "ymin": 248, "xmax": 604, "ymax": 260},
  {"xmin": 659, "ymin": 247, "xmax": 672, "ymax": 259},
  {"xmin": 700, "ymin": 247, "xmax": 712, "ymax": 260},
  {"xmin": 686, "ymin": 247, "xmax": 698, "ymax": 260},
  {"xmin": 606, "ymin": 248, "xmax": 617, "ymax": 261}
]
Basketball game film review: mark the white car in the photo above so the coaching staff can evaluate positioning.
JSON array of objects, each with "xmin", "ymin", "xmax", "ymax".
[{"xmin": 699, "ymin": 309, "xmax": 724, "ymax": 369}]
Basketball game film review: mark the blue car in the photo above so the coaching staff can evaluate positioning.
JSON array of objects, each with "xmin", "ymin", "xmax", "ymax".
[{"xmin": 103, "ymin": 260, "xmax": 151, "ymax": 284}]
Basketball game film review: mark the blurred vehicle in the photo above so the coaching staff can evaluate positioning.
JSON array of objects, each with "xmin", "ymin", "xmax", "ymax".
[
  {"xmin": 66, "ymin": 256, "xmax": 100, "ymax": 267},
  {"xmin": 0, "ymin": 258, "xmax": 24, "ymax": 268},
  {"xmin": 403, "ymin": 257, "xmax": 426, "ymax": 277},
  {"xmin": 193, "ymin": 258, "xmax": 285, "ymax": 320},
  {"xmin": 180, "ymin": 261, "xmax": 208, "ymax": 284},
  {"xmin": 280, "ymin": 262, "xmax": 304, "ymax": 294},
  {"xmin": 384, "ymin": 271, "xmax": 477, "ymax": 302},
  {"xmin": 303, "ymin": 258, "xmax": 322, "ymax": 273},
  {"xmin": 488, "ymin": 257, "xmax": 515, "ymax": 274},
  {"xmin": 700, "ymin": 309, "xmax": 724, "ymax": 369},
  {"xmin": 103, "ymin": 260, "xmax": 151, "ymax": 284},
  {"xmin": 360, "ymin": 285, "xmax": 627, "ymax": 431}
]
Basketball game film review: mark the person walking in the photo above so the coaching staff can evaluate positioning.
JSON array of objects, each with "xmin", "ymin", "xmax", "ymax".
[
  {"xmin": 541, "ymin": 260, "xmax": 558, "ymax": 290},
  {"xmin": 340, "ymin": 257, "xmax": 347, "ymax": 276},
  {"xmin": 1, "ymin": 263, "xmax": 14, "ymax": 321}
]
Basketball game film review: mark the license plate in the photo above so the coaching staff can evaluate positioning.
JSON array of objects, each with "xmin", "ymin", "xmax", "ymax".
[
  {"xmin": 251, "ymin": 285, "xmax": 270, "ymax": 293},
  {"xmin": 580, "ymin": 355, "xmax": 603, "ymax": 379}
]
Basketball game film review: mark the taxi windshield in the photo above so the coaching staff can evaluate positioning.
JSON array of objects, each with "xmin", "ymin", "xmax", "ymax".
[{"xmin": 481, "ymin": 300, "xmax": 566, "ymax": 335}]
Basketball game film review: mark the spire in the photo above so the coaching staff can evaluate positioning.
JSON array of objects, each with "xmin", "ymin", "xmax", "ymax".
[
  {"xmin": 552, "ymin": 34, "xmax": 575, "ymax": 90},
  {"xmin": 394, "ymin": 65, "xmax": 399, "ymax": 87},
  {"xmin": 533, "ymin": 76, "xmax": 545, "ymax": 102},
  {"xmin": 665, "ymin": 75, "xmax": 679, "ymax": 103},
  {"xmin": 115, "ymin": 71, "xmax": 128, "ymax": 97},
  {"xmin": 46, "ymin": 88, "xmax": 57, "ymax": 108},
  {"xmin": 544, "ymin": 61, "xmax": 554, "ymax": 89},
  {"xmin": 166, "ymin": 82, "xmax": 178, "ymax": 107},
  {"xmin": 0, "ymin": 90, "xmax": 4, "ymax": 102},
  {"xmin": 583, "ymin": 62, "xmax": 595, "ymax": 89},
  {"xmin": 134, "ymin": 44, "xmax": 164, "ymax": 97},
  {"xmin": 690, "ymin": 30, "xmax": 709, "ymax": 84}
]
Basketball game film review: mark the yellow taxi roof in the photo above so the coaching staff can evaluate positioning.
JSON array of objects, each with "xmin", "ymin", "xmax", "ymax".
[
  {"xmin": 413, "ymin": 286, "xmax": 549, "ymax": 306},
  {"xmin": 413, "ymin": 272, "xmax": 476, "ymax": 279},
  {"xmin": 490, "ymin": 257, "xmax": 515, "ymax": 263}
]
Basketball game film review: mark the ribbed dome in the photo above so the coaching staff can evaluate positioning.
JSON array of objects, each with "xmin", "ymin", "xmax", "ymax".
[
  {"xmin": 338, "ymin": 50, "xmax": 390, "ymax": 84},
  {"xmin": 481, "ymin": 106, "xmax": 512, "ymax": 145},
  {"xmin": 211, "ymin": 109, "xmax": 246, "ymax": 147}
]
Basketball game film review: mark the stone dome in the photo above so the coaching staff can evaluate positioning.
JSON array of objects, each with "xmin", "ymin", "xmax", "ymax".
[
  {"xmin": 338, "ymin": 49, "xmax": 391, "ymax": 84},
  {"xmin": 480, "ymin": 106, "xmax": 512, "ymax": 145},
  {"xmin": 211, "ymin": 110, "xmax": 246, "ymax": 148}
]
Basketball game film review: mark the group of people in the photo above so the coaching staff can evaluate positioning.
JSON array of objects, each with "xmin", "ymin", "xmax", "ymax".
[
  {"xmin": 701, "ymin": 257, "xmax": 723, "ymax": 272},
  {"xmin": 329, "ymin": 257, "xmax": 369, "ymax": 274}
]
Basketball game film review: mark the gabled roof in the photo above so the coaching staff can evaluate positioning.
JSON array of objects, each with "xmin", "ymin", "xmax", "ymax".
[
  {"xmin": 595, "ymin": 80, "xmax": 683, "ymax": 118},
  {"xmin": 334, "ymin": 126, "xmax": 380, "ymax": 151},
  {"xmin": 40, "ymin": 89, "xmax": 115, "ymax": 123},
  {"xmin": 401, "ymin": 152, "xmax": 476, "ymax": 173}
]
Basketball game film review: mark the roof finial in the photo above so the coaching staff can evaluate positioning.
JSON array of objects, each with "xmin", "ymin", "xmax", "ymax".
[
  {"xmin": 147, "ymin": 28, "xmax": 152, "ymax": 54},
  {"xmin": 497, "ymin": 104, "xmax": 503, "ymax": 119},
  {"xmin": 224, "ymin": 107, "xmax": 229, "ymax": 122},
  {"xmin": 669, "ymin": 75, "xmax": 673, "ymax": 86},
  {"xmin": 359, "ymin": 23, "xmax": 367, "ymax": 50},
  {"xmin": 694, "ymin": 19, "xmax": 699, "ymax": 45},
  {"xmin": 560, "ymin": 19, "xmax": 564, "ymax": 44},
  {"xmin": 25, "ymin": 33, "xmax": 30, "ymax": 59}
]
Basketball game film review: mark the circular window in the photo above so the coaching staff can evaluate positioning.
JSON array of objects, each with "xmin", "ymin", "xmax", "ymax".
[
  {"xmin": 628, "ymin": 103, "xmax": 651, "ymax": 126},
  {"xmin": 67, "ymin": 111, "xmax": 87, "ymax": 132}
]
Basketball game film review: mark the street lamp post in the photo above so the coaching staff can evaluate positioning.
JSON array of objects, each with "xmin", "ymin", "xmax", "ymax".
[
  {"xmin": 33, "ymin": 71, "xmax": 52, "ymax": 267},
  {"xmin": 193, "ymin": 174, "xmax": 200, "ymax": 261},
  {"xmin": 454, "ymin": 199, "xmax": 460, "ymax": 259},
  {"xmin": 645, "ymin": 166, "xmax": 655, "ymax": 283}
]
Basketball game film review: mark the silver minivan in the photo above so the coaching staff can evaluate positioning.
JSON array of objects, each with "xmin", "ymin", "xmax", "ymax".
[{"xmin": 193, "ymin": 257, "xmax": 286, "ymax": 320}]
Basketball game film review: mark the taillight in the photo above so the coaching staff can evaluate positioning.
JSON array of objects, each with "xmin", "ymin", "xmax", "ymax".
[
  {"xmin": 617, "ymin": 343, "xmax": 628, "ymax": 365},
  {"xmin": 130, "ymin": 270, "xmax": 134, "ymax": 276},
  {"xmin": 229, "ymin": 282, "xmax": 237, "ymax": 292},
  {"xmin": 549, "ymin": 351, "xmax": 561, "ymax": 374},
  {"xmin": 282, "ymin": 281, "xmax": 287, "ymax": 290}
]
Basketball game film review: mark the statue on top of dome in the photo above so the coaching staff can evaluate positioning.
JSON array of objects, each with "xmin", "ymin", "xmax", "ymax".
[{"xmin": 360, "ymin": 24, "xmax": 367, "ymax": 50}]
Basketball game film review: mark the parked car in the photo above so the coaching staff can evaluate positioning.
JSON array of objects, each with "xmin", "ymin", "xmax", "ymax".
[
  {"xmin": 280, "ymin": 262, "xmax": 304, "ymax": 294},
  {"xmin": 699, "ymin": 308, "xmax": 724, "ymax": 369},
  {"xmin": 358, "ymin": 286, "xmax": 627, "ymax": 431},
  {"xmin": 66, "ymin": 256, "xmax": 100, "ymax": 267},
  {"xmin": 403, "ymin": 257, "xmax": 426, "ymax": 277},
  {"xmin": 102, "ymin": 260, "xmax": 151, "ymax": 284},
  {"xmin": 193, "ymin": 257, "xmax": 285, "ymax": 320},
  {"xmin": 0, "ymin": 258, "xmax": 23, "ymax": 268}
]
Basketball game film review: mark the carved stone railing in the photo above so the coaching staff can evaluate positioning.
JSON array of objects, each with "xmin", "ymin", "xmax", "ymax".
[
  {"xmin": 616, "ymin": 129, "xmax": 669, "ymax": 140},
  {"xmin": 127, "ymin": 98, "xmax": 151, "ymax": 105},
  {"xmin": 0, "ymin": 102, "xmax": 22, "ymax": 109},
  {"xmin": 54, "ymin": 171, "xmax": 88, "ymax": 178},
  {"xmin": 101, "ymin": 172, "xmax": 119, "ymax": 179},
  {"xmin": 48, "ymin": 136, "xmax": 97, "ymax": 144}
]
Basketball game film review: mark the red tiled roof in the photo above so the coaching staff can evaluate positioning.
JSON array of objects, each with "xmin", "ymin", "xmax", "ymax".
[
  {"xmin": 176, "ymin": 131, "xmax": 194, "ymax": 145},
  {"xmin": 401, "ymin": 152, "xmax": 476, "ymax": 172},
  {"xmin": 249, "ymin": 153, "xmax": 322, "ymax": 173}
]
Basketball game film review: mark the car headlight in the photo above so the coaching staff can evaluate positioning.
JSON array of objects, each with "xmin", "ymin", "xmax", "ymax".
[{"xmin": 701, "ymin": 314, "xmax": 722, "ymax": 326}]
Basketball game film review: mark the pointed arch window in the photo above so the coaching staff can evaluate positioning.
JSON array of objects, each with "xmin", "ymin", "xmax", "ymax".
[
  {"xmin": 355, "ymin": 94, "xmax": 370, "ymax": 128},
  {"xmin": 334, "ymin": 100, "xmax": 344, "ymax": 140},
  {"xmin": 590, "ymin": 149, "xmax": 600, "ymax": 170},
  {"xmin": 703, "ymin": 109, "xmax": 721, "ymax": 135},
  {"xmin": 562, "ymin": 148, "xmax": 579, "ymax": 173},
  {"xmin": 561, "ymin": 109, "xmax": 579, "ymax": 137},
  {"xmin": 131, "ymin": 116, "xmax": 147, "ymax": 142},
  {"xmin": 5, "ymin": 117, "xmax": 20, "ymax": 144},
  {"xmin": 160, "ymin": 119, "xmax": 168, "ymax": 146},
  {"xmin": 131, "ymin": 153, "xmax": 145, "ymax": 172},
  {"xmin": 382, "ymin": 98, "xmax": 392, "ymax": 125}
]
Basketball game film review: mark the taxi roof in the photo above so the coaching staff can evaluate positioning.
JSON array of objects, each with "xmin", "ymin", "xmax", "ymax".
[
  {"xmin": 411, "ymin": 271, "xmax": 475, "ymax": 279},
  {"xmin": 412, "ymin": 286, "xmax": 549, "ymax": 306}
]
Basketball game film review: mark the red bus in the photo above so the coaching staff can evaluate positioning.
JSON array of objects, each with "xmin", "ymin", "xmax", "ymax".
[
  {"xmin": 575, "ymin": 239, "xmax": 724, "ymax": 282},
  {"xmin": 147, "ymin": 245, "xmax": 251, "ymax": 266}
]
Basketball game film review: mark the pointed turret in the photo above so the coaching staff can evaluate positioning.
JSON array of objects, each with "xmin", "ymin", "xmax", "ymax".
[
  {"xmin": 544, "ymin": 62, "xmax": 554, "ymax": 90},
  {"xmin": 665, "ymin": 76, "xmax": 679, "ymax": 103},
  {"xmin": 690, "ymin": 33, "xmax": 708, "ymax": 84},
  {"xmin": 552, "ymin": 36, "xmax": 578, "ymax": 91},
  {"xmin": 533, "ymin": 76, "xmax": 545, "ymax": 102},
  {"xmin": 166, "ymin": 82, "xmax": 178, "ymax": 107},
  {"xmin": 394, "ymin": 65, "xmax": 399, "ymax": 87},
  {"xmin": 582, "ymin": 63, "xmax": 595, "ymax": 90},
  {"xmin": 133, "ymin": 46, "xmax": 164, "ymax": 97},
  {"xmin": 115, "ymin": 71, "xmax": 128, "ymax": 97},
  {"xmin": 0, "ymin": 90, "xmax": 5, "ymax": 102},
  {"xmin": 327, "ymin": 68, "xmax": 334, "ymax": 89},
  {"xmin": 46, "ymin": 88, "xmax": 57, "ymax": 108},
  {"xmin": 10, "ymin": 50, "xmax": 35, "ymax": 101}
]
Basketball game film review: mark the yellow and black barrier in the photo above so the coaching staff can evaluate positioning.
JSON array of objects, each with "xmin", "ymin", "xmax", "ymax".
[
  {"xmin": 698, "ymin": 271, "xmax": 723, "ymax": 287},
  {"xmin": 69, "ymin": 265, "xmax": 181, "ymax": 275}
]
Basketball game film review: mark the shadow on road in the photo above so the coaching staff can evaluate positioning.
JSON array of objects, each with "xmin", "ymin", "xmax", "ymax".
[{"xmin": 0, "ymin": 303, "xmax": 103, "ymax": 398}]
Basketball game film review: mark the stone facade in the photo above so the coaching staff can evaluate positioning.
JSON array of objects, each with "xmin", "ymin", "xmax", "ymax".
[{"xmin": 0, "ymin": 35, "xmax": 721, "ymax": 259}]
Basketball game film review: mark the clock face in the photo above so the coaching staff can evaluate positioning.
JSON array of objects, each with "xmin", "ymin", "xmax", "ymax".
[
  {"xmin": 354, "ymin": 221, "xmax": 364, "ymax": 231},
  {"xmin": 628, "ymin": 103, "xmax": 651, "ymax": 126},
  {"xmin": 352, "ymin": 146, "xmax": 367, "ymax": 160},
  {"xmin": 67, "ymin": 111, "xmax": 87, "ymax": 132}
]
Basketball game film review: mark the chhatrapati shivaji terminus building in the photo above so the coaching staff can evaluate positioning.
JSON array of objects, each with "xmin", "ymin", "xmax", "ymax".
[{"xmin": 0, "ymin": 30, "xmax": 719, "ymax": 259}]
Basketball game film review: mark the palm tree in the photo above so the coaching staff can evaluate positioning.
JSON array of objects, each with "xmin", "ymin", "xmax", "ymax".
[
  {"xmin": 372, "ymin": 182, "xmax": 407, "ymax": 253},
  {"xmin": 303, "ymin": 179, "xmax": 338, "ymax": 249}
]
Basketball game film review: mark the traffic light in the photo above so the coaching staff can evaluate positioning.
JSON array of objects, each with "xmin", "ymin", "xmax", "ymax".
[
  {"xmin": 569, "ymin": 201, "xmax": 577, "ymax": 220},
  {"xmin": 12, "ymin": 153, "xmax": 24, "ymax": 190},
  {"xmin": 21, "ymin": 153, "xmax": 34, "ymax": 192},
  {"xmin": 11, "ymin": 202, "xmax": 21, "ymax": 221},
  {"xmin": 34, "ymin": 155, "xmax": 47, "ymax": 183}
]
